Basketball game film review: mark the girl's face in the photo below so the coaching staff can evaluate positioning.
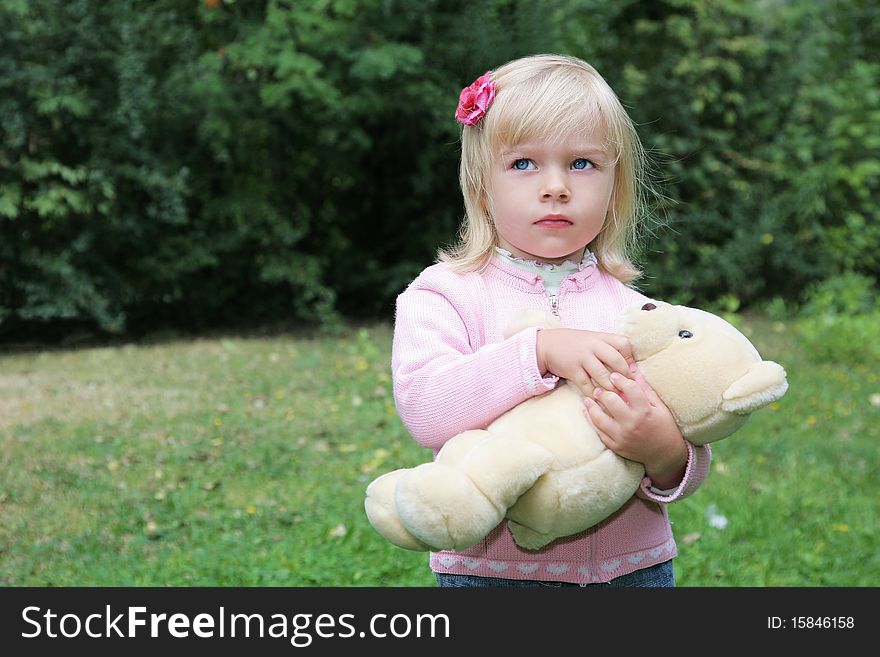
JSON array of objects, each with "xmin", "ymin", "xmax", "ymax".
[{"xmin": 488, "ymin": 135, "xmax": 615, "ymax": 264}]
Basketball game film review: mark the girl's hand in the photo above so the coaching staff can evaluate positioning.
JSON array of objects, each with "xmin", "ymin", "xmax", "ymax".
[
  {"xmin": 536, "ymin": 328, "xmax": 634, "ymax": 393},
  {"xmin": 583, "ymin": 366, "xmax": 688, "ymax": 489}
]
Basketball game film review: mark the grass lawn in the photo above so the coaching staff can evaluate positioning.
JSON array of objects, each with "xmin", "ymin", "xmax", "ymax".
[{"xmin": 1, "ymin": 317, "xmax": 877, "ymax": 586}]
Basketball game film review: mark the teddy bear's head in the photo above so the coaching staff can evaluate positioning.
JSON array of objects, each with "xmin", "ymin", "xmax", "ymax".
[{"xmin": 616, "ymin": 301, "xmax": 788, "ymax": 445}]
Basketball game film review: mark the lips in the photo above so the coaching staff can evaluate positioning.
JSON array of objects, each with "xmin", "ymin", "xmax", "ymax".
[{"xmin": 535, "ymin": 214, "xmax": 572, "ymax": 228}]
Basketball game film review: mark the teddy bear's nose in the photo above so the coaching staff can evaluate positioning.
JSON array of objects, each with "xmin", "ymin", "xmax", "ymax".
[{"xmin": 641, "ymin": 303, "xmax": 657, "ymax": 311}]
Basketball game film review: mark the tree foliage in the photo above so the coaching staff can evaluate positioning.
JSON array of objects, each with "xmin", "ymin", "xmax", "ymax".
[{"xmin": 0, "ymin": 0, "xmax": 876, "ymax": 339}]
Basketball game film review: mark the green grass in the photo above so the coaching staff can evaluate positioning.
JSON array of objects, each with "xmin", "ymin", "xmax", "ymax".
[{"xmin": 0, "ymin": 318, "xmax": 877, "ymax": 586}]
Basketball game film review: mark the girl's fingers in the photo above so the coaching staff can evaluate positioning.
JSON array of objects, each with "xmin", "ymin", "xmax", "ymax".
[
  {"xmin": 583, "ymin": 348, "xmax": 630, "ymax": 389},
  {"xmin": 631, "ymin": 368, "xmax": 663, "ymax": 405},
  {"xmin": 601, "ymin": 333, "xmax": 635, "ymax": 365},
  {"xmin": 584, "ymin": 398, "xmax": 618, "ymax": 447},
  {"xmin": 609, "ymin": 372, "xmax": 648, "ymax": 412},
  {"xmin": 570, "ymin": 369, "xmax": 595, "ymax": 397},
  {"xmin": 584, "ymin": 358, "xmax": 614, "ymax": 391},
  {"xmin": 605, "ymin": 355, "xmax": 632, "ymax": 379},
  {"xmin": 592, "ymin": 385, "xmax": 629, "ymax": 419},
  {"xmin": 594, "ymin": 342, "xmax": 632, "ymax": 378}
]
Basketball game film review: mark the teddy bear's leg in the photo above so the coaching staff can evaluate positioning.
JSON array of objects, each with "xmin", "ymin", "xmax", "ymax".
[
  {"xmin": 395, "ymin": 462, "xmax": 502, "ymax": 551},
  {"xmin": 395, "ymin": 435, "xmax": 554, "ymax": 551},
  {"xmin": 507, "ymin": 452, "xmax": 645, "ymax": 550},
  {"xmin": 364, "ymin": 469, "xmax": 433, "ymax": 551},
  {"xmin": 505, "ymin": 520, "xmax": 555, "ymax": 551}
]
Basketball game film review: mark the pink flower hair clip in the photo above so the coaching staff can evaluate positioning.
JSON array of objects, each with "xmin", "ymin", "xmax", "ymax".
[{"xmin": 455, "ymin": 71, "xmax": 495, "ymax": 126}]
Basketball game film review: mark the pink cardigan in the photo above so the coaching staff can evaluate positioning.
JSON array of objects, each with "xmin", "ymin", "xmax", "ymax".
[{"xmin": 391, "ymin": 255, "xmax": 711, "ymax": 584}]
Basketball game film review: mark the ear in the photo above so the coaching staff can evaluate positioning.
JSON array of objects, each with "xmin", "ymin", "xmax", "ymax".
[{"xmin": 721, "ymin": 361, "xmax": 788, "ymax": 415}]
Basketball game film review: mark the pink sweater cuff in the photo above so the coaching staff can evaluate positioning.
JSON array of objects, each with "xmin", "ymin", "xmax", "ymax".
[
  {"xmin": 523, "ymin": 326, "xmax": 559, "ymax": 394},
  {"xmin": 638, "ymin": 442, "xmax": 712, "ymax": 503}
]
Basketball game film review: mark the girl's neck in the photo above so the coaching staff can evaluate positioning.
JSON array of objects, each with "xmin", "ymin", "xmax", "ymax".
[
  {"xmin": 493, "ymin": 233, "xmax": 588, "ymax": 265},
  {"xmin": 494, "ymin": 246, "xmax": 595, "ymax": 271}
]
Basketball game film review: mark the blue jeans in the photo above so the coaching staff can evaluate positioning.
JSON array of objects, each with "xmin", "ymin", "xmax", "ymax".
[{"xmin": 435, "ymin": 560, "xmax": 675, "ymax": 588}]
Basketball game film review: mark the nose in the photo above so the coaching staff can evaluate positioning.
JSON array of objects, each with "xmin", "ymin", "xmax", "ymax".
[
  {"xmin": 541, "ymin": 171, "xmax": 570, "ymax": 201},
  {"xmin": 641, "ymin": 303, "xmax": 656, "ymax": 311}
]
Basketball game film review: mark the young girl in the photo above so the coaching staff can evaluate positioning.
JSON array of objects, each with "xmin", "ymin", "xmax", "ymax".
[{"xmin": 391, "ymin": 54, "xmax": 711, "ymax": 587}]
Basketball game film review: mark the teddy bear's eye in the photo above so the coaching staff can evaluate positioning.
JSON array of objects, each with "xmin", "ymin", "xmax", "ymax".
[{"xmin": 678, "ymin": 330, "xmax": 693, "ymax": 339}]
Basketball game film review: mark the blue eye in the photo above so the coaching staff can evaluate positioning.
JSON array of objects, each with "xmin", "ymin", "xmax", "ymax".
[
  {"xmin": 513, "ymin": 159, "xmax": 532, "ymax": 170},
  {"xmin": 572, "ymin": 158, "xmax": 593, "ymax": 170}
]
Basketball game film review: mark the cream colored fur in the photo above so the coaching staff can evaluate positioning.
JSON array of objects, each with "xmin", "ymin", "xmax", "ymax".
[{"xmin": 365, "ymin": 300, "xmax": 788, "ymax": 552}]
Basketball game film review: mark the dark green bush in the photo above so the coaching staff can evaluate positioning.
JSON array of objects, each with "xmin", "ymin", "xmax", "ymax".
[
  {"xmin": 796, "ymin": 272, "xmax": 880, "ymax": 364},
  {"xmin": 1, "ymin": 0, "xmax": 877, "ymax": 339},
  {"xmin": 801, "ymin": 272, "xmax": 878, "ymax": 317},
  {"xmin": 796, "ymin": 313, "xmax": 880, "ymax": 365}
]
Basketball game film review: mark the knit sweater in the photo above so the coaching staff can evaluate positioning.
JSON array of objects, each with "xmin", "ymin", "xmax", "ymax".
[{"xmin": 391, "ymin": 253, "xmax": 712, "ymax": 584}]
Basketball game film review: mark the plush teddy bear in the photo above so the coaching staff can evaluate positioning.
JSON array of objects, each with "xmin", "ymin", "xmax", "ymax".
[{"xmin": 365, "ymin": 300, "xmax": 788, "ymax": 552}]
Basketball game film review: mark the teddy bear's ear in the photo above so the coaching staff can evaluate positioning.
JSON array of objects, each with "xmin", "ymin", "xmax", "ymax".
[
  {"xmin": 721, "ymin": 361, "xmax": 788, "ymax": 415},
  {"xmin": 502, "ymin": 310, "xmax": 562, "ymax": 339}
]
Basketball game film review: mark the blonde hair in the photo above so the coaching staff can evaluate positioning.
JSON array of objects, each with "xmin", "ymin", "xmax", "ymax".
[{"xmin": 440, "ymin": 53, "xmax": 653, "ymax": 283}]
